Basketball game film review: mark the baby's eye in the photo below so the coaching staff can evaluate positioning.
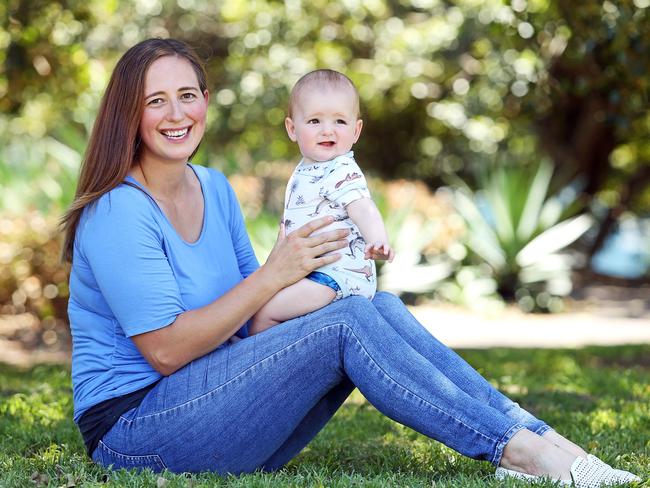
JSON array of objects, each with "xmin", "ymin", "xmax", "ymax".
[
  {"xmin": 307, "ymin": 118, "xmax": 319, "ymax": 124},
  {"xmin": 336, "ymin": 119, "xmax": 347, "ymax": 125}
]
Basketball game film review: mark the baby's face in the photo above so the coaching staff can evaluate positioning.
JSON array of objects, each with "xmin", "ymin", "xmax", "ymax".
[{"xmin": 285, "ymin": 86, "xmax": 362, "ymax": 164}]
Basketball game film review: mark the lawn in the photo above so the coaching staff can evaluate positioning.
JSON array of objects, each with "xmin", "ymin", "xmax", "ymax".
[{"xmin": 1, "ymin": 345, "xmax": 648, "ymax": 487}]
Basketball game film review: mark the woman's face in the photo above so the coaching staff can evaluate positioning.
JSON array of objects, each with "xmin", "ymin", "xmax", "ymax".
[{"xmin": 138, "ymin": 55, "xmax": 209, "ymax": 166}]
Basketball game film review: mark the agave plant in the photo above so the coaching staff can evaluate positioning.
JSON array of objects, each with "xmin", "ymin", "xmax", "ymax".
[
  {"xmin": 450, "ymin": 160, "xmax": 593, "ymax": 311},
  {"xmin": 0, "ymin": 129, "xmax": 84, "ymax": 214}
]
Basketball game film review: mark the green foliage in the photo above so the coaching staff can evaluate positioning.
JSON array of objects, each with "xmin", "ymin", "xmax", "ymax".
[
  {"xmin": 448, "ymin": 161, "xmax": 593, "ymax": 310},
  {"xmin": 1, "ymin": 0, "xmax": 649, "ymax": 314},
  {"xmin": 534, "ymin": 1, "xmax": 650, "ymax": 208},
  {"xmin": 244, "ymin": 210, "xmax": 280, "ymax": 264},
  {"xmin": 1, "ymin": 0, "xmax": 98, "ymax": 213},
  {"xmin": 1, "ymin": 346, "xmax": 648, "ymax": 486},
  {"xmin": 1, "ymin": 0, "xmax": 649, "ymax": 214}
]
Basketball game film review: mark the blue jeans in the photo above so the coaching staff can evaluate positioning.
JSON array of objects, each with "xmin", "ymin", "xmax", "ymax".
[{"xmin": 91, "ymin": 292, "xmax": 550, "ymax": 474}]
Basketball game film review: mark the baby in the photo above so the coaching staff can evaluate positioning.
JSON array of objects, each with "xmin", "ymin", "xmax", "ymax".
[{"xmin": 250, "ymin": 69, "xmax": 394, "ymax": 333}]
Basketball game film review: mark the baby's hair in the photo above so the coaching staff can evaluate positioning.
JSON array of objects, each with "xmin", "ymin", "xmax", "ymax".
[{"xmin": 288, "ymin": 69, "xmax": 360, "ymax": 118}]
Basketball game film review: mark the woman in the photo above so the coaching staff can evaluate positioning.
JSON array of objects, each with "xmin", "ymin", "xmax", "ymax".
[{"xmin": 61, "ymin": 38, "xmax": 640, "ymax": 486}]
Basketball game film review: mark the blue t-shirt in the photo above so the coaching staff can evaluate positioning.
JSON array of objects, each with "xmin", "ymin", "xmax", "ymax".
[{"xmin": 68, "ymin": 164, "xmax": 259, "ymax": 421}]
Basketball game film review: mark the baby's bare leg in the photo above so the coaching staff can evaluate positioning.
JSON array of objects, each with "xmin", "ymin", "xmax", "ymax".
[{"xmin": 249, "ymin": 279, "xmax": 337, "ymax": 335}]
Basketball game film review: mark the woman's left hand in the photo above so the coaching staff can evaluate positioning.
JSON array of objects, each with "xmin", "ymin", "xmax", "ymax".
[{"xmin": 262, "ymin": 216, "xmax": 350, "ymax": 289}]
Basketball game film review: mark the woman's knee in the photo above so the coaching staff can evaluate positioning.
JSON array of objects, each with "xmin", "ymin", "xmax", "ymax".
[
  {"xmin": 338, "ymin": 295, "xmax": 389, "ymax": 333},
  {"xmin": 373, "ymin": 291, "xmax": 403, "ymax": 308},
  {"xmin": 341, "ymin": 295, "xmax": 376, "ymax": 317},
  {"xmin": 372, "ymin": 291, "xmax": 408, "ymax": 317}
]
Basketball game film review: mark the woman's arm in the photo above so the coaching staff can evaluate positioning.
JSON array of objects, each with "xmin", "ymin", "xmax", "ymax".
[{"xmin": 132, "ymin": 217, "xmax": 349, "ymax": 376}]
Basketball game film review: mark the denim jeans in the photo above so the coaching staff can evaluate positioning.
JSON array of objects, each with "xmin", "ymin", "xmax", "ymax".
[{"xmin": 91, "ymin": 292, "xmax": 550, "ymax": 474}]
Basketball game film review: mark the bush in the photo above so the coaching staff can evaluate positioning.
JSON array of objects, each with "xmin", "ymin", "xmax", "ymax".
[
  {"xmin": 0, "ymin": 213, "xmax": 70, "ymax": 352},
  {"xmin": 448, "ymin": 161, "xmax": 593, "ymax": 311}
]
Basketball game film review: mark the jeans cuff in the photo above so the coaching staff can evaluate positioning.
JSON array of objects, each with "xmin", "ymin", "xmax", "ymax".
[
  {"xmin": 534, "ymin": 424, "xmax": 553, "ymax": 436},
  {"xmin": 490, "ymin": 423, "xmax": 526, "ymax": 466}
]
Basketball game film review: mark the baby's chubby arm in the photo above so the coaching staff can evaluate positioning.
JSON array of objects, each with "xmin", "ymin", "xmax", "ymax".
[{"xmin": 346, "ymin": 198, "xmax": 395, "ymax": 262}]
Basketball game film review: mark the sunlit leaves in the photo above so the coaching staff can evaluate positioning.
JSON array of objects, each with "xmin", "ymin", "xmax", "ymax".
[{"xmin": 1, "ymin": 0, "xmax": 648, "ymax": 223}]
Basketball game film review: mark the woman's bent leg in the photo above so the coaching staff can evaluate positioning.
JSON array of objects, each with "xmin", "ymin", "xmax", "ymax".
[
  {"xmin": 95, "ymin": 296, "xmax": 526, "ymax": 473},
  {"xmin": 371, "ymin": 292, "xmax": 549, "ymax": 435}
]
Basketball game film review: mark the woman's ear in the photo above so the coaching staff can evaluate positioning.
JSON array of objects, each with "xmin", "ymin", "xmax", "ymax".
[
  {"xmin": 285, "ymin": 117, "xmax": 297, "ymax": 142},
  {"xmin": 353, "ymin": 119, "xmax": 363, "ymax": 143}
]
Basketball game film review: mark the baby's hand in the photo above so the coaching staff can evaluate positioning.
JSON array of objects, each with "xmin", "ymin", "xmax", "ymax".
[{"xmin": 365, "ymin": 241, "xmax": 395, "ymax": 262}]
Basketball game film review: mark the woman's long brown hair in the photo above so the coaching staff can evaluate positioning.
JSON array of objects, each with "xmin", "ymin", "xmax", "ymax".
[{"xmin": 60, "ymin": 38, "xmax": 208, "ymax": 262}]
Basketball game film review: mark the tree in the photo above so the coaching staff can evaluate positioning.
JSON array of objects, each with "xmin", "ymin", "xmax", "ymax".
[{"xmin": 2, "ymin": 0, "xmax": 649, "ymax": 271}]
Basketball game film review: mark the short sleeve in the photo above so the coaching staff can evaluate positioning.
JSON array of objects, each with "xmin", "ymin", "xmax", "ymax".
[
  {"xmin": 78, "ymin": 188, "xmax": 186, "ymax": 337},
  {"xmin": 324, "ymin": 155, "xmax": 371, "ymax": 207}
]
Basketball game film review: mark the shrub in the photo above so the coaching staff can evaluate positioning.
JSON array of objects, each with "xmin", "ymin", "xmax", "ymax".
[{"xmin": 0, "ymin": 213, "xmax": 70, "ymax": 352}]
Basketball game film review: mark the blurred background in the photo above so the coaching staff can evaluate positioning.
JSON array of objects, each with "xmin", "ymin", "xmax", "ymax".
[{"xmin": 1, "ymin": 0, "xmax": 649, "ymax": 364}]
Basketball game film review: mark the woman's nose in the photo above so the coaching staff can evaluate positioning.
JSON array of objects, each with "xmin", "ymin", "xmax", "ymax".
[{"xmin": 166, "ymin": 99, "xmax": 184, "ymax": 121}]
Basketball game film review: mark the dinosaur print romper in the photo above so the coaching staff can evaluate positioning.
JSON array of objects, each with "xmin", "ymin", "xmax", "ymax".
[{"xmin": 283, "ymin": 151, "xmax": 376, "ymax": 300}]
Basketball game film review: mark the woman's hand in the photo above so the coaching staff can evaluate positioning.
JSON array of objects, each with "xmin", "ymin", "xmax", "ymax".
[{"xmin": 262, "ymin": 216, "xmax": 349, "ymax": 289}]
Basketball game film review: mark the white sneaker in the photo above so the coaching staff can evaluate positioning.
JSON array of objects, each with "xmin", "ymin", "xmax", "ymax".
[
  {"xmin": 495, "ymin": 466, "xmax": 571, "ymax": 485},
  {"xmin": 586, "ymin": 455, "xmax": 641, "ymax": 485},
  {"xmin": 569, "ymin": 455, "xmax": 642, "ymax": 487},
  {"xmin": 495, "ymin": 456, "xmax": 641, "ymax": 487}
]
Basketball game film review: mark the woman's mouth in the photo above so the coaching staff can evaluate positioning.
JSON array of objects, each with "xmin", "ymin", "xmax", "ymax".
[{"xmin": 160, "ymin": 127, "xmax": 190, "ymax": 140}]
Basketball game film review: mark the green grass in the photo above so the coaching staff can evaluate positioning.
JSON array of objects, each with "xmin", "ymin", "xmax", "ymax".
[{"xmin": 1, "ymin": 346, "xmax": 648, "ymax": 487}]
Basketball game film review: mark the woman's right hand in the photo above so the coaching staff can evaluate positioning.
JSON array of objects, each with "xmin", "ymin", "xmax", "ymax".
[{"xmin": 262, "ymin": 216, "xmax": 349, "ymax": 289}]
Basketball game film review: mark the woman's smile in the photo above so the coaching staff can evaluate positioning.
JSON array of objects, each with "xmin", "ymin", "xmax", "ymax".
[{"xmin": 160, "ymin": 126, "xmax": 192, "ymax": 141}]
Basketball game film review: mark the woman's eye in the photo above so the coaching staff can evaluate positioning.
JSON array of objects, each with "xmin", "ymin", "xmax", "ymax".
[
  {"xmin": 181, "ymin": 92, "xmax": 196, "ymax": 101},
  {"xmin": 147, "ymin": 98, "xmax": 164, "ymax": 106}
]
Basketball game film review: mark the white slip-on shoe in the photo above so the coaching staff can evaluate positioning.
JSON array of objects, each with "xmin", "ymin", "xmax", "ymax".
[
  {"xmin": 570, "ymin": 455, "xmax": 641, "ymax": 487},
  {"xmin": 586, "ymin": 455, "xmax": 642, "ymax": 484},
  {"xmin": 495, "ymin": 456, "xmax": 641, "ymax": 487},
  {"xmin": 495, "ymin": 466, "xmax": 571, "ymax": 486}
]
